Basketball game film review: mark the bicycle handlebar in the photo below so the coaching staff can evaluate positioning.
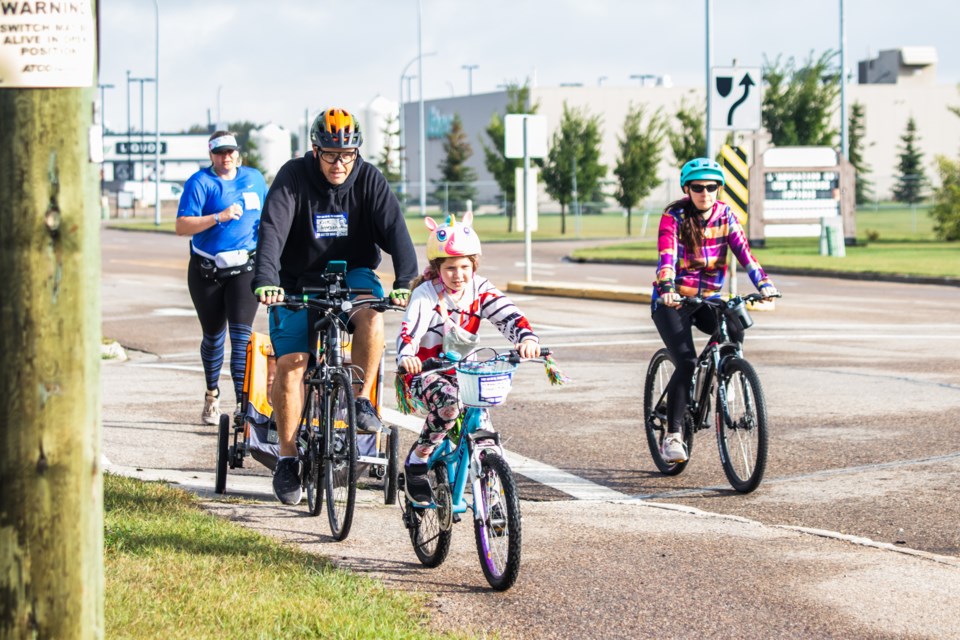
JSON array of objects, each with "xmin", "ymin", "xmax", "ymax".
[
  {"xmin": 680, "ymin": 291, "xmax": 782, "ymax": 308},
  {"xmin": 399, "ymin": 347, "xmax": 553, "ymax": 376},
  {"xmin": 268, "ymin": 294, "xmax": 405, "ymax": 315}
]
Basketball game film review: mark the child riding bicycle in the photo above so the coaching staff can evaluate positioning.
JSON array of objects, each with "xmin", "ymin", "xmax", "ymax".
[
  {"xmin": 651, "ymin": 158, "xmax": 779, "ymax": 465},
  {"xmin": 396, "ymin": 213, "xmax": 540, "ymax": 506}
]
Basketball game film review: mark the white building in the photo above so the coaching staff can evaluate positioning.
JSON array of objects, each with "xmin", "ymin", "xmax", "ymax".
[{"xmin": 401, "ymin": 47, "xmax": 957, "ymax": 207}]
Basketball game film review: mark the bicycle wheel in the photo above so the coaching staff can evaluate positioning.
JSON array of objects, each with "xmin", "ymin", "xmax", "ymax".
[
  {"xmin": 716, "ymin": 357, "xmax": 768, "ymax": 493},
  {"xmin": 215, "ymin": 413, "xmax": 230, "ymax": 494},
  {"xmin": 644, "ymin": 348, "xmax": 692, "ymax": 475},
  {"xmin": 304, "ymin": 389, "xmax": 323, "ymax": 516},
  {"xmin": 324, "ymin": 371, "xmax": 357, "ymax": 540},
  {"xmin": 383, "ymin": 425, "xmax": 400, "ymax": 505},
  {"xmin": 473, "ymin": 452, "xmax": 522, "ymax": 591},
  {"xmin": 408, "ymin": 464, "xmax": 452, "ymax": 567}
]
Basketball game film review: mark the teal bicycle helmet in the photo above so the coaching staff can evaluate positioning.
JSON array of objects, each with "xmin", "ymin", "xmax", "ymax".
[{"xmin": 680, "ymin": 158, "xmax": 725, "ymax": 187}]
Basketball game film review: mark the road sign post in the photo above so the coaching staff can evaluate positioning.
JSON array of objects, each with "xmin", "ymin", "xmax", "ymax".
[
  {"xmin": 710, "ymin": 67, "xmax": 762, "ymax": 132},
  {"xmin": 505, "ymin": 114, "xmax": 547, "ymax": 282}
]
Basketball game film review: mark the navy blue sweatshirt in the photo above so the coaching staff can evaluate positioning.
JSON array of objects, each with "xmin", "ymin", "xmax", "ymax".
[{"xmin": 252, "ymin": 152, "xmax": 418, "ymax": 293}]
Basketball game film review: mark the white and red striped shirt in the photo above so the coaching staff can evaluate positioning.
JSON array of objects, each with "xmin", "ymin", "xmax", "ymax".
[{"xmin": 395, "ymin": 274, "xmax": 538, "ymax": 365}]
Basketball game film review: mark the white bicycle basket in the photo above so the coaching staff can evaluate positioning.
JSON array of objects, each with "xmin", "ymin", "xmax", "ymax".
[{"xmin": 455, "ymin": 359, "xmax": 518, "ymax": 407}]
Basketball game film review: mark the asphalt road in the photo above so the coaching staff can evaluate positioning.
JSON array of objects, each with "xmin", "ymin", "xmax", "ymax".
[{"xmin": 101, "ymin": 228, "xmax": 960, "ymax": 639}]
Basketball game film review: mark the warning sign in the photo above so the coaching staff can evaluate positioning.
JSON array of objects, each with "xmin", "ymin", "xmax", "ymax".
[{"xmin": 0, "ymin": 1, "xmax": 96, "ymax": 88}]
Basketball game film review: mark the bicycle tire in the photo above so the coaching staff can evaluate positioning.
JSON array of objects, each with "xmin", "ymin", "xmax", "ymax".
[
  {"xmin": 473, "ymin": 452, "xmax": 522, "ymax": 591},
  {"xmin": 716, "ymin": 357, "xmax": 768, "ymax": 493},
  {"xmin": 325, "ymin": 370, "xmax": 357, "ymax": 541},
  {"xmin": 383, "ymin": 424, "xmax": 400, "ymax": 505},
  {"xmin": 409, "ymin": 464, "xmax": 452, "ymax": 567},
  {"xmin": 215, "ymin": 413, "xmax": 230, "ymax": 494},
  {"xmin": 643, "ymin": 348, "xmax": 692, "ymax": 475},
  {"xmin": 304, "ymin": 389, "xmax": 324, "ymax": 517}
]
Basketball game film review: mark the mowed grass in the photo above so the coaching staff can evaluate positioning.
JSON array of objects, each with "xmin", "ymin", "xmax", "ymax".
[
  {"xmin": 104, "ymin": 473, "xmax": 461, "ymax": 640},
  {"xmin": 106, "ymin": 205, "xmax": 957, "ymax": 279},
  {"xmin": 569, "ymin": 206, "xmax": 959, "ymax": 280}
]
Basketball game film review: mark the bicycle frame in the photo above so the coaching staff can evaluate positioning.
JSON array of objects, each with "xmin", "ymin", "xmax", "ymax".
[{"xmin": 424, "ymin": 406, "xmax": 496, "ymax": 521}]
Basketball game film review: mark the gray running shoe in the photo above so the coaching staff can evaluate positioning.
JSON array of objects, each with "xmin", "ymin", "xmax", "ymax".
[
  {"xmin": 661, "ymin": 432, "xmax": 688, "ymax": 463},
  {"xmin": 272, "ymin": 457, "xmax": 302, "ymax": 505},
  {"xmin": 355, "ymin": 397, "xmax": 383, "ymax": 432},
  {"xmin": 202, "ymin": 389, "xmax": 220, "ymax": 425}
]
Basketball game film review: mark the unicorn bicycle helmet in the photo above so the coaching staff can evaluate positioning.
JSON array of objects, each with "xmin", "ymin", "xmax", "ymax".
[
  {"xmin": 680, "ymin": 157, "xmax": 725, "ymax": 187},
  {"xmin": 425, "ymin": 212, "xmax": 482, "ymax": 261},
  {"xmin": 310, "ymin": 108, "xmax": 363, "ymax": 148}
]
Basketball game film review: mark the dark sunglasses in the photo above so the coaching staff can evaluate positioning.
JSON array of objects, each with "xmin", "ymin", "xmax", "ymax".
[
  {"xmin": 688, "ymin": 183, "xmax": 720, "ymax": 193},
  {"xmin": 211, "ymin": 148, "xmax": 236, "ymax": 156}
]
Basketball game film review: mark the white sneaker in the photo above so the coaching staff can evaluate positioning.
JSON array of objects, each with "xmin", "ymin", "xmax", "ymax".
[
  {"xmin": 202, "ymin": 390, "xmax": 220, "ymax": 425},
  {"xmin": 661, "ymin": 432, "xmax": 688, "ymax": 463}
]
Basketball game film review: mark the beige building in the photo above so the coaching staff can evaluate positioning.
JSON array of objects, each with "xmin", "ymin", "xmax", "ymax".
[{"xmin": 401, "ymin": 47, "xmax": 958, "ymax": 208}]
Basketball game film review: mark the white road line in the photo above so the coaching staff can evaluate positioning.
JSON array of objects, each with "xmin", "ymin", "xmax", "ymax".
[{"xmin": 382, "ymin": 408, "xmax": 627, "ymax": 501}]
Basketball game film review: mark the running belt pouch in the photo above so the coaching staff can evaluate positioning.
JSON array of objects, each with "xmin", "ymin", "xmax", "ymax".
[{"xmin": 199, "ymin": 251, "xmax": 256, "ymax": 280}]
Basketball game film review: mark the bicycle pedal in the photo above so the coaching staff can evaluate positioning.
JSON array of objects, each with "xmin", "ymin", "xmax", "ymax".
[{"xmin": 452, "ymin": 513, "xmax": 461, "ymax": 524}]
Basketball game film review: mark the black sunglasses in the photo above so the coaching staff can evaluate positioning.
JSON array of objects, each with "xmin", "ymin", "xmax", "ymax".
[{"xmin": 688, "ymin": 183, "xmax": 720, "ymax": 193}]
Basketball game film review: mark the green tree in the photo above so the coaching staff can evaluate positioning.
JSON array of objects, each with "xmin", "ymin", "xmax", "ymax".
[
  {"xmin": 668, "ymin": 97, "xmax": 706, "ymax": 167},
  {"xmin": 542, "ymin": 102, "xmax": 606, "ymax": 235},
  {"xmin": 480, "ymin": 82, "xmax": 541, "ymax": 229},
  {"xmin": 930, "ymin": 156, "xmax": 960, "ymax": 240},
  {"xmin": 762, "ymin": 50, "xmax": 840, "ymax": 146},
  {"xmin": 614, "ymin": 104, "xmax": 667, "ymax": 235},
  {"xmin": 431, "ymin": 114, "xmax": 478, "ymax": 214},
  {"xmin": 374, "ymin": 113, "xmax": 401, "ymax": 186},
  {"xmin": 848, "ymin": 101, "xmax": 873, "ymax": 205},
  {"xmin": 892, "ymin": 117, "xmax": 927, "ymax": 204}
]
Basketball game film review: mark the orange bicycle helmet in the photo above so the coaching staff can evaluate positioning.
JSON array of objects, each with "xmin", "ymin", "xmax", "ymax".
[{"xmin": 310, "ymin": 108, "xmax": 363, "ymax": 148}]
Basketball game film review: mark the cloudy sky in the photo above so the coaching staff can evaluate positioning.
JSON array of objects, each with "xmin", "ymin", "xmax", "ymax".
[{"xmin": 98, "ymin": 0, "xmax": 959, "ymax": 135}]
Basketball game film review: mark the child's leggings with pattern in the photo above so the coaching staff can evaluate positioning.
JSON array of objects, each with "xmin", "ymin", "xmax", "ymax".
[{"xmin": 411, "ymin": 370, "xmax": 460, "ymax": 459}]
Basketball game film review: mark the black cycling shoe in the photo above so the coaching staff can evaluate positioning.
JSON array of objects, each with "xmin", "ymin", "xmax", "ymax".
[
  {"xmin": 272, "ymin": 457, "xmax": 302, "ymax": 505},
  {"xmin": 403, "ymin": 463, "xmax": 433, "ymax": 507},
  {"xmin": 355, "ymin": 397, "xmax": 383, "ymax": 432}
]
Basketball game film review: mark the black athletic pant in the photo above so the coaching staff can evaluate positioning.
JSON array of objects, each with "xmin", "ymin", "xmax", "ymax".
[
  {"xmin": 651, "ymin": 302, "xmax": 744, "ymax": 434},
  {"xmin": 187, "ymin": 254, "xmax": 259, "ymax": 403}
]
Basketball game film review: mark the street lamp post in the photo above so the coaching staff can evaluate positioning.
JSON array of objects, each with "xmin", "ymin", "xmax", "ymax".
[
  {"xmin": 153, "ymin": 0, "xmax": 161, "ymax": 226},
  {"xmin": 417, "ymin": 0, "xmax": 427, "ymax": 216},
  {"xmin": 98, "ymin": 83, "xmax": 114, "ymax": 133},
  {"xmin": 125, "ymin": 70, "xmax": 131, "ymax": 170},
  {"xmin": 629, "ymin": 73, "xmax": 656, "ymax": 87},
  {"xmin": 129, "ymin": 76, "xmax": 154, "ymax": 184},
  {"xmin": 462, "ymin": 64, "xmax": 478, "ymax": 95},
  {"xmin": 217, "ymin": 84, "xmax": 223, "ymax": 127},
  {"xmin": 398, "ymin": 50, "xmax": 436, "ymax": 212}
]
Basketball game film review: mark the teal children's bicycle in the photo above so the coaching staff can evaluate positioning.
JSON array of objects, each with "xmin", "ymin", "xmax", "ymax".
[{"xmin": 396, "ymin": 347, "xmax": 565, "ymax": 591}]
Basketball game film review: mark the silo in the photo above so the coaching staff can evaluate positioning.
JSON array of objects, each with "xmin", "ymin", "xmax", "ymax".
[
  {"xmin": 359, "ymin": 95, "xmax": 399, "ymax": 169},
  {"xmin": 250, "ymin": 123, "xmax": 292, "ymax": 181}
]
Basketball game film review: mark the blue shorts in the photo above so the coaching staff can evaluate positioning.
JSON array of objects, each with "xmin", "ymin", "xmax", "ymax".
[{"xmin": 269, "ymin": 268, "xmax": 384, "ymax": 358}]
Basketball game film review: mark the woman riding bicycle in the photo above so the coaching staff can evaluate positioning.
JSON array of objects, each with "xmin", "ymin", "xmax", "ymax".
[
  {"xmin": 396, "ymin": 213, "xmax": 540, "ymax": 506},
  {"xmin": 651, "ymin": 157, "xmax": 779, "ymax": 464}
]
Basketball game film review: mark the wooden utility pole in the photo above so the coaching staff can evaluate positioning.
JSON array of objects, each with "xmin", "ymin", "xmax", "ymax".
[{"xmin": 0, "ymin": 1, "xmax": 103, "ymax": 637}]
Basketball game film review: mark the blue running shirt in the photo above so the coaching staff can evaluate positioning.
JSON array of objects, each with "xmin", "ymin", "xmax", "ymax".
[{"xmin": 178, "ymin": 165, "xmax": 268, "ymax": 256}]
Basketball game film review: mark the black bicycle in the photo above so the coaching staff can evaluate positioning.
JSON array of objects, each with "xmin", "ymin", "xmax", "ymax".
[
  {"xmin": 644, "ymin": 292, "xmax": 779, "ymax": 493},
  {"xmin": 272, "ymin": 262, "xmax": 402, "ymax": 540}
]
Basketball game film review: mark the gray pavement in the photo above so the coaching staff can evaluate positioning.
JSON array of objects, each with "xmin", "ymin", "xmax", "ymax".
[{"xmin": 100, "ymin": 228, "xmax": 960, "ymax": 639}]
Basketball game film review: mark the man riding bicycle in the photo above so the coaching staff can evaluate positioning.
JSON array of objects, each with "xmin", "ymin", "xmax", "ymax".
[{"xmin": 252, "ymin": 107, "xmax": 418, "ymax": 505}]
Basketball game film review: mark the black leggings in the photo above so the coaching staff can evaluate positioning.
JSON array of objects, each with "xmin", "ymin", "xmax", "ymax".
[
  {"xmin": 652, "ymin": 303, "xmax": 744, "ymax": 433},
  {"xmin": 187, "ymin": 254, "xmax": 259, "ymax": 403}
]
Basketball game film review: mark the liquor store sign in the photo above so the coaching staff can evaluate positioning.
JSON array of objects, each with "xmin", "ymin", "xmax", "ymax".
[
  {"xmin": 0, "ymin": 1, "xmax": 96, "ymax": 88},
  {"xmin": 765, "ymin": 171, "xmax": 839, "ymax": 201}
]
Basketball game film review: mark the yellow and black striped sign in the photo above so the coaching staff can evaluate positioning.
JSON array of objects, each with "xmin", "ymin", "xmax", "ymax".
[{"xmin": 720, "ymin": 145, "xmax": 749, "ymax": 225}]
